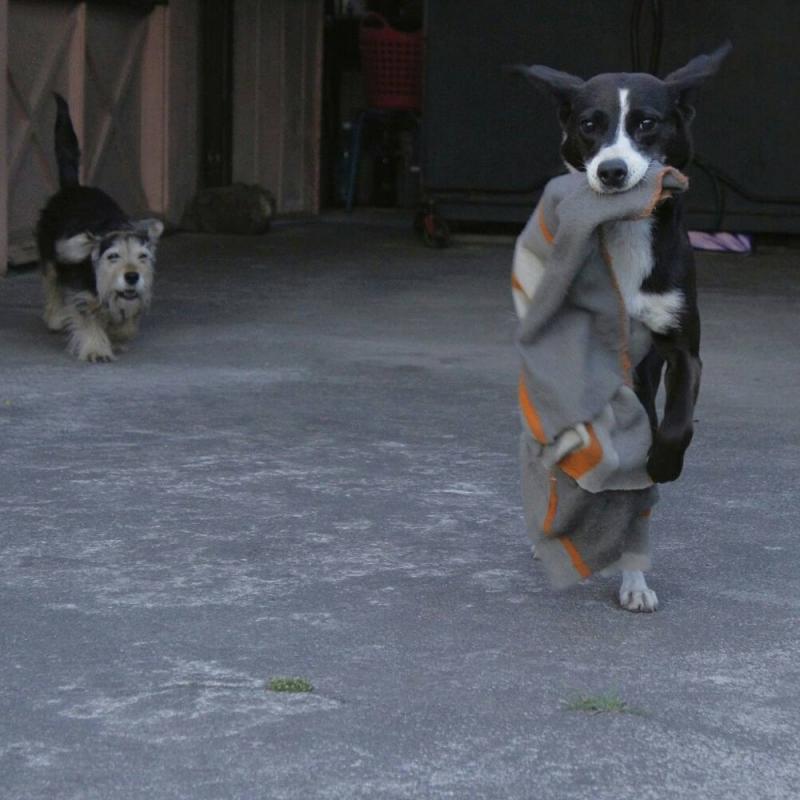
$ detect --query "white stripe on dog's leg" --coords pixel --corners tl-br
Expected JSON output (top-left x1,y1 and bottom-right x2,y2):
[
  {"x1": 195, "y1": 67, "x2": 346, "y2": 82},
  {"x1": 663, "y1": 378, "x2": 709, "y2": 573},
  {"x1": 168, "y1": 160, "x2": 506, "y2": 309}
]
[
  {"x1": 619, "y1": 570, "x2": 658, "y2": 612},
  {"x1": 42, "y1": 264, "x2": 68, "y2": 331},
  {"x1": 635, "y1": 289, "x2": 685, "y2": 334},
  {"x1": 55, "y1": 233, "x2": 94, "y2": 263},
  {"x1": 66, "y1": 310, "x2": 115, "y2": 363}
]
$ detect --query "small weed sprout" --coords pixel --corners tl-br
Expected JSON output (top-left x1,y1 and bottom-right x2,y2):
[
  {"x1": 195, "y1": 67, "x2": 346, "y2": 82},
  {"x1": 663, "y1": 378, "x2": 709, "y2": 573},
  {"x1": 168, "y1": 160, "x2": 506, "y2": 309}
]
[
  {"x1": 563, "y1": 691, "x2": 644, "y2": 715},
  {"x1": 266, "y1": 677, "x2": 314, "y2": 693}
]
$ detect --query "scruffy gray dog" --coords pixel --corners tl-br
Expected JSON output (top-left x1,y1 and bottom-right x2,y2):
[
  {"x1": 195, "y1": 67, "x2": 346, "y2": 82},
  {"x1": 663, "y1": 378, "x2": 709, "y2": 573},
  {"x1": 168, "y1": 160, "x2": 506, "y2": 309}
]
[{"x1": 36, "y1": 94, "x2": 163, "y2": 362}]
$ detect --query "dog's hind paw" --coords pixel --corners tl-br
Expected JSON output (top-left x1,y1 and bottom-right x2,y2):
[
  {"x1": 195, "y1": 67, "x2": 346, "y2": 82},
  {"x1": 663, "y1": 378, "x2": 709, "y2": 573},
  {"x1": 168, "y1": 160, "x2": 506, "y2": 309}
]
[
  {"x1": 619, "y1": 587, "x2": 659, "y2": 612},
  {"x1": 618, "y1": 570, "x2": 658, "y2": 612}
]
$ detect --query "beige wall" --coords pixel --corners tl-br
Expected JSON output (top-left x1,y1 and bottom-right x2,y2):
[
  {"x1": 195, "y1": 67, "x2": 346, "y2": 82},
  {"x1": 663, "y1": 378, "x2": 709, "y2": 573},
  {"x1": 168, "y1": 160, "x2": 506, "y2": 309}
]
[
  {"x1": 233, "y1": 0, "x2": 323, "y2": 214},
  {"x1": 1, "y1": 0, "x2": 323, "y2": 272},
  {"x1": 165, "y1": 0, "x2": 200, "y2": 224},
  {"x1": 0, "y1": 0, "x2": 7, "y2": 274},
  {"x1": 2, "y1": 0, "x2": 200, "y2": 269}
]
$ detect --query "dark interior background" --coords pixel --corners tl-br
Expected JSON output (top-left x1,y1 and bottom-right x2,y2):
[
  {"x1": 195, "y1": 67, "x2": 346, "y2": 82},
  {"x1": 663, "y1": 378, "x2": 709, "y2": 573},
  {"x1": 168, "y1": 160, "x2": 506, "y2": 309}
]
[{"x1": 421, "y1": 0, "x2": 800, "y2": 232}]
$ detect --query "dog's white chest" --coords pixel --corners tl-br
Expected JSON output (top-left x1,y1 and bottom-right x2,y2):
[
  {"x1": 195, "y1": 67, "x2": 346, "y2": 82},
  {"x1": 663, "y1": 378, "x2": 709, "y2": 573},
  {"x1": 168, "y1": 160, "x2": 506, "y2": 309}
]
[
  {"x1": 601, "y1": 218, "x2": 654, "y2": 312},
  {"x1": 601, "y1": 218, "x2": 684, "y2": 334}
]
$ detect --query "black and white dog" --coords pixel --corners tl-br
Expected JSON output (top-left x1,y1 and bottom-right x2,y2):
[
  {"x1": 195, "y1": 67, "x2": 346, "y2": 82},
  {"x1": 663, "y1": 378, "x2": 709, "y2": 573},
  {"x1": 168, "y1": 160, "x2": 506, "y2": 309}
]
[
  {"x1": 37, "y1": 94, "x2": 163, "y2": 362},
  {"x1": 512, "y1": 44, "x2": 730, "y2": 610}
]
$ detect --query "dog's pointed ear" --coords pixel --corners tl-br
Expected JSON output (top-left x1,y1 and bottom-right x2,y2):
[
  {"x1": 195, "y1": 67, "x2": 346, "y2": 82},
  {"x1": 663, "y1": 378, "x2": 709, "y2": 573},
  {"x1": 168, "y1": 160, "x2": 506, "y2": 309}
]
[
  {"x1": 134, "y1": 218, "x2": 165, "y2": 244},
  {"x1": 505, "y1": 64, "x2": 584, "y2": 126},
  {"x1": 664, "y1": 41, "x2": 732, "y2": 123},
  {"x1": 55, "y1": 232, "x2": 98, "y2": 263},
  {"x1": 505, "y1": 64, "x2": 584, "y2": 115}
]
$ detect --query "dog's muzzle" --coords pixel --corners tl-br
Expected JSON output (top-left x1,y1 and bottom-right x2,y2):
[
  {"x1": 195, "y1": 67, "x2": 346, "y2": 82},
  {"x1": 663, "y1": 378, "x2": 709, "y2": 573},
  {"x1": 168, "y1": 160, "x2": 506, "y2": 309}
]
[{"x1": 118, "y1": 272, "x2": 141, "y2": 300}]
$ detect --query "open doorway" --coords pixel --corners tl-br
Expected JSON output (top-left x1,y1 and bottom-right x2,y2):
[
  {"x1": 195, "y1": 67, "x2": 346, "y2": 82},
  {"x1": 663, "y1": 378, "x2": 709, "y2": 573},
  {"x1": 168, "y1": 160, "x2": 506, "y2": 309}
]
[
  {"x1": 200, "y1": 0, "x2": 234, "y2": 188},
  {"x1": 320, "y1": 0, "x2": 423, "y2": 211}
]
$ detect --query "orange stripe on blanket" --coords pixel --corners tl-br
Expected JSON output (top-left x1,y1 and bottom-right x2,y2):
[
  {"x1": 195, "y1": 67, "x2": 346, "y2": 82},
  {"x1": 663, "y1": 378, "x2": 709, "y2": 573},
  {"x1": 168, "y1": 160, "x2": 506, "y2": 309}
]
[
  {"x1": 598, "y1": 232, "x2": 633, "y2": 387},
  {"x1": 538, "y1": 207, "x2": 554, "y2": 245},
  {"x1": 518, "y1": 375, "x2": 546, "y2": 444},
  {"x1": 511, "y1": 274, "x2": 529, "y2": 297},
  {"x1": 559, "y1": 424, "x2": 603, "y2": 479},
  {"x1": 561, "y1": 536, "x2": 592, "y2": 579},
  {"x1": 542, "y1": 473, "x2": 558, "y2": 536}
]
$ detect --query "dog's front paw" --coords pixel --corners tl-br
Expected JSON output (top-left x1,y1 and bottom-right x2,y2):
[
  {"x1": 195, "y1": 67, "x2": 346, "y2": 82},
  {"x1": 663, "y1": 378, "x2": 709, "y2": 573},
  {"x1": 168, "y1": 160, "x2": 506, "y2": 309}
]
[
  {"x1": 647, "y1": 435, "x2": 688, "y2": 483},
  {"x1": 77, "y1": 340, "x2": 116, "y2": 363},
  {"x1": 83, "y1": 350, "x2": 116, "y2": 363},
  {"x1": 618, "y1": 570, "x2": 658, "y2": 612},
  {"x1": 70, "y1": 326, "x2": 116, "y2": 363}
]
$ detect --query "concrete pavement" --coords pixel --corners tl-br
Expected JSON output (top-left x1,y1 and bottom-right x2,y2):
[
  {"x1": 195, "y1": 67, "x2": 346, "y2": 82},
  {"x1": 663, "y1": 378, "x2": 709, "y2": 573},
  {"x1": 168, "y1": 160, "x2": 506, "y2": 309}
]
[{"x1": 1, "y1": 218, "x2": 799, "y2": 799}]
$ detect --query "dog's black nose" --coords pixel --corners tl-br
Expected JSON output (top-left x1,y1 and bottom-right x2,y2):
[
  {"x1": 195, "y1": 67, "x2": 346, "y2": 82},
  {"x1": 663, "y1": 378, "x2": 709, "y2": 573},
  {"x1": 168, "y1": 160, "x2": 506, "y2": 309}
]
[
  {"x1": 124, "y1": 272, "x2": 140, "y2": 286},
  {"x1": 597, "y1": 159, "x2": 628, "y2": 188}
]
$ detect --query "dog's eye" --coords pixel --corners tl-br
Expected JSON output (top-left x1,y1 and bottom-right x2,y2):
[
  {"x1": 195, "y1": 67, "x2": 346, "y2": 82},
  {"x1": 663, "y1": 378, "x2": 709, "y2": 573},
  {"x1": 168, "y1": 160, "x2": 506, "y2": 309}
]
[
  {"x1": 579, "y1": 119, "x2": 596, "y2": 134},
  {"x1": 107, "y1": 253, "x2": 120, "y2": 262},
  {"x1": 638, "y1": 118, "x2": 657, "y2": 133},
  {"x1": 138, "y1": 253, "x2": 149, "y2": 262}
]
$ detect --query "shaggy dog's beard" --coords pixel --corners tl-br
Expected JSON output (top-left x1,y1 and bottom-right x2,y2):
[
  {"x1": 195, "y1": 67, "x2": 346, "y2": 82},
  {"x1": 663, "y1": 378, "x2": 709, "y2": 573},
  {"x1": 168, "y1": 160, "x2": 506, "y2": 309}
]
[{"x1": 100, "y1": 283, "x2": 152, "y2": 326}]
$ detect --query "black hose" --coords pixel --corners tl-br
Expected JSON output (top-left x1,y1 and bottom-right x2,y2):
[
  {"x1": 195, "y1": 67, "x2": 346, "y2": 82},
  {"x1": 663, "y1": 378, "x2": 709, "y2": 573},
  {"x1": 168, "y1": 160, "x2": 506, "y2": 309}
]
[
  {"x1": 693, "y1": 156, "x2": 800, "y2": 207},
  {"x1": 631, "y1": 0, "x2": 800, "y2": 227},
  {"x1": 692, "y1": 158, "x2": 726, "y2": 230},
  {"x1": 630, "y1": 0, "x2": 644, "y2": 71},
  {"x1": 630, "y1": 0, "x2": 663, "y2": 75},
  {"x1": 649, "y1": 0, "x2": 663, "y2": 75},
  {"x1": 426, "y1": 3, "x2": 800, "y2": 218}
]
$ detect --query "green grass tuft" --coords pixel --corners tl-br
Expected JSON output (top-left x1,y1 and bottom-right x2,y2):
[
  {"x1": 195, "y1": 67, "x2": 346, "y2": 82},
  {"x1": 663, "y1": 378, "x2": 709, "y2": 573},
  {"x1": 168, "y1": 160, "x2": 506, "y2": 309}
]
[
  {"x1": 563, "y1": 691, "x2": 644, "y2": 715},
  {"x1": 266, "y1": 677, "x2": 314, "y2": 693}
]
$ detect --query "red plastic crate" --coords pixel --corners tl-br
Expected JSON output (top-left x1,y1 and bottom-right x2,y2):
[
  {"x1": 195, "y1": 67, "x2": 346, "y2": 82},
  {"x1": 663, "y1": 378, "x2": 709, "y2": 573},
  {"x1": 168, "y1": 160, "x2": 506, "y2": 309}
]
[{"x1": 359, "y1": 13, "x2": 423, "y2": 111}]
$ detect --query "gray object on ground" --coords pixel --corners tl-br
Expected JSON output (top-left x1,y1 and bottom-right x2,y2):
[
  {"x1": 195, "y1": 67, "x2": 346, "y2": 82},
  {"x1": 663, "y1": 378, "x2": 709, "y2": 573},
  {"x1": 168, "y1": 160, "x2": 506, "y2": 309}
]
[{"x1": 182, "y1": 183, "x2": 276, "y2": 234}]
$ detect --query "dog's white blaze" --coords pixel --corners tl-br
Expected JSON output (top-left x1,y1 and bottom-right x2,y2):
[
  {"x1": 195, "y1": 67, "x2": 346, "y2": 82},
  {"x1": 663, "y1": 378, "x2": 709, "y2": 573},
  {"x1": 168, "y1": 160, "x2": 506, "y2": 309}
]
[
  {"x1": 511, "y1": 240, "x2": 546, "y2": 318},
  {"x1": 586, "y1": 88, "x2": 650, "y2": 193}
]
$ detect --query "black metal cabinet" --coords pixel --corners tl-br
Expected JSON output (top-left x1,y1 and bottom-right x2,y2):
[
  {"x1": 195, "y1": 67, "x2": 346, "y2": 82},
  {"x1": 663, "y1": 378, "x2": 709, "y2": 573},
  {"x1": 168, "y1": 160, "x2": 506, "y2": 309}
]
[{"x1": 422, "y1": 0, "x2": 800, "y2": 232}]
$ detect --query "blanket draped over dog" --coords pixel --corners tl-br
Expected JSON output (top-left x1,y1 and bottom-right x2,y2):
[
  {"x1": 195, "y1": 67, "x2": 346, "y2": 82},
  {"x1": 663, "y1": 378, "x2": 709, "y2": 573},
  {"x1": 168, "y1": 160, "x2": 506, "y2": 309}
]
[{"x1": 514, "y1": 164, "x2": 688, "y2": 588}]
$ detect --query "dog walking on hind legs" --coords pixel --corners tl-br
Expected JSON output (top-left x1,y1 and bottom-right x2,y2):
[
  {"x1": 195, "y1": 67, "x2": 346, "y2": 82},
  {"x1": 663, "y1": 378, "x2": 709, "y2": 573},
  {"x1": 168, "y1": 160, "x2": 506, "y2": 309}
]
[
  {"x1": 509, "y1": 43, "x2": 731, "y2": 612},
  {"x1": 37, "y1": 94, "x2": 164, "y2": 362}
]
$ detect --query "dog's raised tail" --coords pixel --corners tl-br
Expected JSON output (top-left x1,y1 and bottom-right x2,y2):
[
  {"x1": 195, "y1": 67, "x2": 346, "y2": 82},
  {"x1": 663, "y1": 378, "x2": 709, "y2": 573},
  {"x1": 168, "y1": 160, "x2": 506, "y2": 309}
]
[{"x1": 53, "y1": 93, "x2": 80, "y2": 189}]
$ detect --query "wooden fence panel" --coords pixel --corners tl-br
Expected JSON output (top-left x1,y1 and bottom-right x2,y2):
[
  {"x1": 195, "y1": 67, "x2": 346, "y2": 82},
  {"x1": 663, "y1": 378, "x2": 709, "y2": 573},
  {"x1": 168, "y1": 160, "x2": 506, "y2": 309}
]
[{"x1": 4, "y1": 0, "x2": 174, "y2": 266}]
